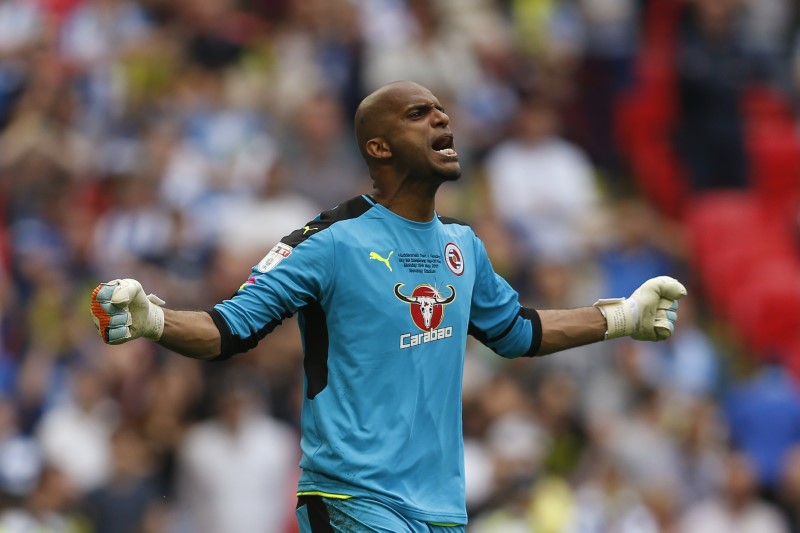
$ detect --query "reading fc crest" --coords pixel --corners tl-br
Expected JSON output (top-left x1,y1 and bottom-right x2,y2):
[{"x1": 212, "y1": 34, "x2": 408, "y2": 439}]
[{"x1": 444, "y1": 242, "x2": 464, "y2": 276}]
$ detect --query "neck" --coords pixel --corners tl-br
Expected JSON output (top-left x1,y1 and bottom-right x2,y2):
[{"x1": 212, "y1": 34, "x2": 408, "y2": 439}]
[
  {"x1": 370, "y1": 170, "x2": 441, "y2": 222},
  {"x1": 371, "y1": 184, "x2": 438, "y2": 222}
]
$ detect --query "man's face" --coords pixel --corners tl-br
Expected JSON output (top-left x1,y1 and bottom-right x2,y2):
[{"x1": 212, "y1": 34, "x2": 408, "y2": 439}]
[{"x1": 383, "y1": 84, "x2": 461, "y2": 182}]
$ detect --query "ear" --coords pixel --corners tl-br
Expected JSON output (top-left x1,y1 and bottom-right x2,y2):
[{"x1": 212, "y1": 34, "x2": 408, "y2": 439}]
[{"x1": 366, "y1": 138, "x2": 392, "y2": 160}]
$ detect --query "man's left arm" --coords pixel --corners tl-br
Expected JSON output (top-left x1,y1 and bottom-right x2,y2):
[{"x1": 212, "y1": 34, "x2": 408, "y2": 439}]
[
  {"x1": 536, "y1": 307, "x2": 607, "y2": 356},
  {"x1": 534, "y1": 275, "x2": 688, "y2": 355},
  {"x1": 468, "y1": 233, "x2": 687, "y2": 357}
]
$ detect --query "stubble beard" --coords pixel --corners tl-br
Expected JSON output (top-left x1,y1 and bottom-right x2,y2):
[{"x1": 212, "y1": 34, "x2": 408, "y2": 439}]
[{"x1": 437, "y1": 164, "x2": 462, "y2": 182}]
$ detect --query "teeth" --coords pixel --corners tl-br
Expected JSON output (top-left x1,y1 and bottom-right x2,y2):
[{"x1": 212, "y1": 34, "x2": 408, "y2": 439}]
[{"x1": 436, "y1": 148, "x2": 457, "y2": 156}]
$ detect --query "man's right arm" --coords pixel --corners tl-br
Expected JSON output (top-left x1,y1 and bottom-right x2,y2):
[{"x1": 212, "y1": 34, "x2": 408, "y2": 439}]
[
  {"x1": 92, "y1": 226, "x2": 332, "y2": 361},
  {"x1": 158, "y1": 309, "x2": 222, "y2": 361},
  {"x1": 91, "y1": 279, "x2": 223, "y2": 361}
]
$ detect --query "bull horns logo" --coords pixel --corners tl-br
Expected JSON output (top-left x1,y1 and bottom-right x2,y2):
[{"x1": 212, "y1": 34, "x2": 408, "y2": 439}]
[{"x1": 394, "y1": 283, "x2": 456, "y2": 331}]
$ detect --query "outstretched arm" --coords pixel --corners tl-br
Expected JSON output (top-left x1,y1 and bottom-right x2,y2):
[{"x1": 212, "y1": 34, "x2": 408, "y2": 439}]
[
  {"x1": 91, "y1": 279, "x2": 222, "y2": 360},
  {"x1": 537, "y1": 307, "x2": 607, "y2": 356},
  {"x1": 533, "y1": 276, "x2": 687, "y2": 356},
  {"x1": 159, "y1": 309, "x2": 221, "y2": 360}
]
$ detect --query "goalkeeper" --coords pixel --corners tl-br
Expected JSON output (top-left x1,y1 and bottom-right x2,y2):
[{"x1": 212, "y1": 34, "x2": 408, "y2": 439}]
[{"x1": 91, "y1": 81, "x2": 686, "y2": 533}]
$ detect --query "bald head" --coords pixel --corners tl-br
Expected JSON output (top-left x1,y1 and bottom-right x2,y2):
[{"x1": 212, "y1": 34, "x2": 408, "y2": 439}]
[
  {"x1": 351, "y1": 81, "x2": 460, "y2": 186},
  {"x1": 354, "y1": 81, "x2": 430, "y2": 161}
]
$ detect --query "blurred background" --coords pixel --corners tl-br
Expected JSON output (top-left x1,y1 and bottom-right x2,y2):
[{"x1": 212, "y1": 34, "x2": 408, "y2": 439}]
[{"x1": 0, "y1": 0, "x2": 799, "y2": 531}]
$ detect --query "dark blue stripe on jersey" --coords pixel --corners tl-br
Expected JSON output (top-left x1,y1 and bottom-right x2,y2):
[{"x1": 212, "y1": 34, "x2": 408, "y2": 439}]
[
  {"x1": 437, "y1": 215, "x2": 470, "y2": 227},
  {"x1": 467, "y1": 322, "x2": 490, "y2": 345},
  {"x1": 281, "y1": 196, "x2": 373, "y2": 398},
  {"x1": 282, "y1": 195, "x2": 374, "y2": 248},
  {"x1": 207, "y1": 308, "x2": 291, "y2": 361},
  {"x1": 301, "y1": 302, "x2": 330, "y2": 399},
  {"x1": 520, "y1": 307, "x2": 543, "y2": 357},
  {"x1": 469, "y1": 307, "x2": 543, "y2": 357},
  {"x1": 468, "y1": 314, "x2": 516, "y2": 346}
]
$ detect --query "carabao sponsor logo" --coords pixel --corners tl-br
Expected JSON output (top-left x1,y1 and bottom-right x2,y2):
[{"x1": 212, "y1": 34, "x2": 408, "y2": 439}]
[
  {"x1": 394, "y1": 283, "x2": 456, "y2": 349},
  {"x1": 400, "y1": 326, "x2": 453, "y2": 349},
  {"x1": 394, "y1": 283, "x2": 456, "y2": 331}
]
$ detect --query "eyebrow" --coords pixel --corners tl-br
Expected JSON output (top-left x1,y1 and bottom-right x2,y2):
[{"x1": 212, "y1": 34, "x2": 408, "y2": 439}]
[{"x1": 406, "y1": 102, "x2": 445, "y2": 114}]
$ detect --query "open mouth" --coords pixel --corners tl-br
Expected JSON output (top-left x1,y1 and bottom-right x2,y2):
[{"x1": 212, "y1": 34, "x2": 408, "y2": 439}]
[{"x1": 432, "y1": 134, "x2": 458, "y2": 158}]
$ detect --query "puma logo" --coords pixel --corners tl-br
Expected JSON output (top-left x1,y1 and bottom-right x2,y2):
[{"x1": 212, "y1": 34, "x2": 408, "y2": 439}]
[
  {"x1": 303, "y1": 226, "x2": 319, "y2": 235},
  {"x1": 369, "y1": 251, "x2": 393, "y2": 272}
]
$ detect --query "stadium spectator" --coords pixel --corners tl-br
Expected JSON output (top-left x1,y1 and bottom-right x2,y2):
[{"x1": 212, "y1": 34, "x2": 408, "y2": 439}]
[
  {"x1": 672, "y1": 0, "x2": 766, "y2": 190},
  {"x1": 80, "y1": 424, "x2": 163, "y2": 533},
  {"x1": 679, "y1": 450, "x2": 790, "y2": 533},
  {"x1": 568, "y1": 450, "x2": 659, "y2": 533},
  {"x1": 0, "y1": 396, "x2": 40, "y2": 498},
  {"x1": 175, "y1": 368, "x2": 298, "y2": 533},
  {"x1": 362, "y1": 0, "x2": 481, "y2": 99},
  {"x1": 0, "y1": 465, "x2": 81, "y2": 533},
  {"x1": 36, "y1": 365, "x2": 118, "y2": 494},
  {"x1": 0, "y1": 0, "x2": 45, "y2": 130},
  {"x1": 483, "y1": 93, "x2": 602, "y2": 263},
  {"x1": 603, "y1": 386, "x2": 684, "y2": 497},
  {"x1": 279, "y1": 91, "x2": 366, "y2": 207},
  {"x1": 776, "y1": 444, "x2": 800, "y2": 532},
  {"x1": 723, "y1": 360, "x2": 800, "y2": 500}
]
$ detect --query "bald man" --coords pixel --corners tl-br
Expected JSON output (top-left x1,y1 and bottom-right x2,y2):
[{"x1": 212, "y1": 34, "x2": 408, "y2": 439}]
[{"x1": 91, "y1": 81, "x2": 686, "y2": 532}]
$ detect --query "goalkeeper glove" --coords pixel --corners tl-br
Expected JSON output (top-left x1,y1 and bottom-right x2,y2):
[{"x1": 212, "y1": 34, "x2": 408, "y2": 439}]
[
  {"x1": 594, "y1": 276, "x2": 687, "y2": 341},
  {"x1": 90, "y1": 279, "x2": 165, "y2": 344}
]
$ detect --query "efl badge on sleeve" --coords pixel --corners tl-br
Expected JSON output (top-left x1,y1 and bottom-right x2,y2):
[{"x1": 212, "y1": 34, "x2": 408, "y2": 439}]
[{"x1": 258, "y1": 242, "x2": 293, "y2": 272}]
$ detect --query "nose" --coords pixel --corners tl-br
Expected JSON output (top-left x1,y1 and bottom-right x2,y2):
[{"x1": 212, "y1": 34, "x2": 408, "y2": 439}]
[{"x1": 432, "y1": 108, "x2": 449, "y2": 128}]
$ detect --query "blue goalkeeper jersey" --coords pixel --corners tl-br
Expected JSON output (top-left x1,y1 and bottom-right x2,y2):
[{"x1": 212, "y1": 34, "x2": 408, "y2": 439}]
[{"x1": 210, "y1": 195, "x2": 541, "y2": 525}]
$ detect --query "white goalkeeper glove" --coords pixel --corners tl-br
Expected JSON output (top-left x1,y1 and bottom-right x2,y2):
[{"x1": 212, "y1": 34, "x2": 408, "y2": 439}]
[
  {"x1": 90, "y1": 279, "x2": 165, "y2": 344},
  {"x1": 594, "y1": 276, "x2": 687, "y2": 341}
]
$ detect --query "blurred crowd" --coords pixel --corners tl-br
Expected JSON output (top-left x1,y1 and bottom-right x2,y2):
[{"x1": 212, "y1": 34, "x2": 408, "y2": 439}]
[{"x1": 1, "y1": 0, "x2": 800, "y2": 531}]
